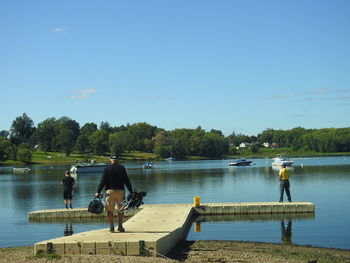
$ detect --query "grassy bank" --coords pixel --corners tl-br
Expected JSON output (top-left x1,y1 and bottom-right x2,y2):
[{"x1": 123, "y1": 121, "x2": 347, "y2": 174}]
[
  {"x1": 1, "y1": 149, "x2": 349, "y2": 166},
  {"x1": 0, "y1": 151, "x2": 159, "y2": 165},
  {"x1": 1, "y1": 241, "x2": 350, "y2": 263}
]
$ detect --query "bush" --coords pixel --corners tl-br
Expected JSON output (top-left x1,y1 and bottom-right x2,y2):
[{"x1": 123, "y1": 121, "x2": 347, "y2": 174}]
[{"x1": 16, "y1": 148, "x2": 32, "y2": 163}]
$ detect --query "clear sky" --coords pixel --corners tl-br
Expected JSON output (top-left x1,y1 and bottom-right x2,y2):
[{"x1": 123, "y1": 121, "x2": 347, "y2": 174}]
[{"x1": 1, "y1": 0, "x2": 349, "y2": 136}]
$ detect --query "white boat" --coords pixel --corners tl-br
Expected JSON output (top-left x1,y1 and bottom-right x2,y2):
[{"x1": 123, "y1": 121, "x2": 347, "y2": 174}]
[
  {"x1": 13, "y1": 167, "x2": 31, "y2": 173},
  {"x1": 272, "y1": 155, "x2": 294, "y2": 166},
  {"x1": 143, "y1": 162, "x2": 153, "y2": 169},
  {"x1": 70, "y1": 161, "x2": 107, "y2": 174},
  {"x1": 165, "y1": 157, "x2": 175, "y2": 161},
  {"x1": 228, "y1": 159, "x2": 252, "y2": 166}
]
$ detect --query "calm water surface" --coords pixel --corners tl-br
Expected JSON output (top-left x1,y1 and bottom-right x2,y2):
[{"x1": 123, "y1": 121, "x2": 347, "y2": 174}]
[{"x1": 0, "y1": 157, "x2": 349, "y2": 249}]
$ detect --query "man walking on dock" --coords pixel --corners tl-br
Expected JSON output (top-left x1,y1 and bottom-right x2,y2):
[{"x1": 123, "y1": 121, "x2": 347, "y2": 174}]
[
  {"x1": 278, "y1": 163, "x2": 292, "y2": 202},
  {"x1": 95, "y1": 155, "x2": 135, "y2": 233}
]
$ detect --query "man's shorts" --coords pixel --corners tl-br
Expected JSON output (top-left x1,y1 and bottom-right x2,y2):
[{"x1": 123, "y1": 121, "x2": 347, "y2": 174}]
[
  {"x1": 63, "y1": 190, "x2": 73, "y2": 200},
  {"x1": 105, "y1": 189, "x2": 125, "y2": 212}
]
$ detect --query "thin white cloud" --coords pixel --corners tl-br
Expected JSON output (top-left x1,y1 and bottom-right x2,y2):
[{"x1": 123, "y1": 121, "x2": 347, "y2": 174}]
[
  {"x1": 69, "y1": 89, "x2": 97, "y2": 100},
  {"x1": 302, "y1": 88, "x2": 330, "y2": 95},
  {"x1": 337, "y1": 95, "x2": 350, "y2": 101},
  {"x1": 313, "y1": 88, "x2": 329, "y2": 94},
  {"x1": 336, "y1": 89, "x2": 350, "y2": 93},
  {"x1": 52, "y1": 27, "x2": 68, "y2": 33},
  {"x1": 265, "y1": 94, "x2": 294, "y2": 100}
]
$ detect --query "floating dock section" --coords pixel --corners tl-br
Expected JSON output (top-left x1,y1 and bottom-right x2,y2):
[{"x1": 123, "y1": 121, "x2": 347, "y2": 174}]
[{"x1": 32, "y1": 202, "x2": 314, "y2": 257}]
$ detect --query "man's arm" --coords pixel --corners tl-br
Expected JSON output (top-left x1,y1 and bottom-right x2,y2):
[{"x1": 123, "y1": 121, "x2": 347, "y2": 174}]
[
  {"x1": 122, "y1": 167, "x2": 133, "y2": 193},
  {"x1": 95, "y1": 168, "x2": 107, "y2": 196}
]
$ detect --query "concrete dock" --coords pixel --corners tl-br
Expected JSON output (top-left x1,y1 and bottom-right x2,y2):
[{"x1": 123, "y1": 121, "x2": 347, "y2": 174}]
[{"x1": 32, "y1": 201, "x2": 314, "y2": 257}]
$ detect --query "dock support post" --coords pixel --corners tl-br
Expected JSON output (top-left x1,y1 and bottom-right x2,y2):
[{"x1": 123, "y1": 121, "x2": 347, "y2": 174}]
[{"x1": 139, "y1": 240, "x2": 145, "y2": 256}]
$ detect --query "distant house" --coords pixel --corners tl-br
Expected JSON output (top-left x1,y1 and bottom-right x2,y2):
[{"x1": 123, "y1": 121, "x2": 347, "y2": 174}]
[
  {"x1": 239, "y1": 142, "x2": 250, "y2": 148},
  {"x1": 262, "y1": 142, "x2": 270, "y2": 148},
  {"x1": 271, "y1": 142, "x2": 278, "y2": 148}
]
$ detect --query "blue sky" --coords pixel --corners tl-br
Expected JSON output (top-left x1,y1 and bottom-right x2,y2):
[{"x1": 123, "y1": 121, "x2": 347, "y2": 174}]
[{"x1": 1, "y1": 0, "x2": 349, "y2": 136}]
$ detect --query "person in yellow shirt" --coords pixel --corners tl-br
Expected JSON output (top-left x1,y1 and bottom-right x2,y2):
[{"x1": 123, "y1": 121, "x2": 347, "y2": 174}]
[{"x1": 278, "y1": 163, "x2": 292, "y2": 202}]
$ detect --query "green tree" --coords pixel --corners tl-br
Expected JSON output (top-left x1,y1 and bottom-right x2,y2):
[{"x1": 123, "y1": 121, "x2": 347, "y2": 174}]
[
  {"x1": 55, "y1": 117, "x2": 80, "y2": 155},
  {"x1": 109, "y1": 131, "x2": 129, "y2": 156},
  {"x1": 201, "y1": 131, "x2": 228, "y2": 157},
  {"x1": 89, "y1": 130, "x2": 109, "y2": 155},
  {"x1": 56, "y1": 128, "x2": 76, "y2": 156},
  {"x1": 100, "y1": 121, "x2": 112, "y2": 133},
  {"x1": 127, "y1": 122, "x2": 157, "y2": 151},
  {"x1": 36, "y1": 118, "x2": 57, "y2": 152},
  {"x1": 228, "y1": 145, "x2": 238, "y2": 155},
  {"x1": 0, "y1": 136, "x2": 12, "y2": 161},
  {"x1": 10, "y1": 113, "x2": 35, "y2": 144},
  {"x1": 257, "y1": 129, "x2": 275, "y2": 144},
  {"x1": 152, "y1": 130, "x2": 172, "y2": 158},
  {"x1": 171, "y1": 129, "x2": 192, "y2": 158},
  {"x1": 75, "y1": 135, "x2": 90, "y2": 153},
  {"x1": 16, "y1": 143, "x2": 32, "y2": 163},
  {"x1": 0, "y1": 130, "x2": 9, "y2": 138},
  {"x1": 250, "y1": 143, "x2": 260, "y2": 154},
  {"x1": 80, "y1": 122, "x2": 98, "y2": 136},
  {"x1": 190, "y1": 127, "x2": 206, "y2": 156}
]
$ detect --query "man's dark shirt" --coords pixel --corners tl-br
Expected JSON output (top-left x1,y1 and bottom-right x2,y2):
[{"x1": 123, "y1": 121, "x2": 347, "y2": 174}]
[
  {"x1": 62, "y1": 176, "x2": 75, "y2": 191},
  {"x1": 97, "y1": 163, "x2": 133, "y2": 194}
]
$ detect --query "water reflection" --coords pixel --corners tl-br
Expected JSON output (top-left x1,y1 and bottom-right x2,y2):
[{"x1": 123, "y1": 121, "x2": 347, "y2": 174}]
[
  {"x1": 194, "y1": 213, "x2": 314, "y2": 222},
  {"x1": 64, "y1": 223, "x2": 73, "y2": 236},
  {"x1": 281, "y1": 220, "x2": 292, "y2": 245},
  {"x1": 193, "y1": 213, "x2": 312, "y2": 246}
]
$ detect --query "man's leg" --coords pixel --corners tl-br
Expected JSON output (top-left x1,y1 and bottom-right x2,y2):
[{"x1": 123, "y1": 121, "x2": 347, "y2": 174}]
[
  {"x1": 117, "y1": 211, "x2": 125, "y2": 232},
  {"x1": 285, "y1": 181, "x2": 292, "y2": 202},
  {"x1": 116, "y1": 190, "x2": 126, "y2": 232},
  {"x1": 107, "y1": 211, "x2": 114, "y2": 232},
  {"x1": 279, "y1": 182, "x2": 285, "y2": 202}
]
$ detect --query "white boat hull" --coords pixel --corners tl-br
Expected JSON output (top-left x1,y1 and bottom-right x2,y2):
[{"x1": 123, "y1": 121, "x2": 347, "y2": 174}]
[
  {"x1": 228, "y1": 159, "x2": 252, "y2": 166},
  {"x1": 70, "y1": 164, "x2": 107, "y2": 174}
]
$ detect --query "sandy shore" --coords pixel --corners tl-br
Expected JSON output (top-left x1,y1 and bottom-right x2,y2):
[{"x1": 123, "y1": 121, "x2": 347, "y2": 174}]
[{"x1": 1, "y1": 240, "x2": 350, "y2": 263}]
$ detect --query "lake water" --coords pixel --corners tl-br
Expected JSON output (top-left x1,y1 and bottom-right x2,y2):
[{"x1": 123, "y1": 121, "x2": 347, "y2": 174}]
[{"x1": 0, "y1": 157, "x2": 349, "y2": 250}]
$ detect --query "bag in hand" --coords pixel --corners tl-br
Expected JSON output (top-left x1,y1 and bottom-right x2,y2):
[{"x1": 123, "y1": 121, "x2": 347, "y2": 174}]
[{"x1": 88, "y1": 196, "x2": 104, "y2": 214}]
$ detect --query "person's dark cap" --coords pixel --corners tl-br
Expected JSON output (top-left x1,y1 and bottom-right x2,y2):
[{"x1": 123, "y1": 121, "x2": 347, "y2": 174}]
[
  {"x1": 281, "y1": 163, "x2": 287, "y2": 167},
  {"x1": 65, "y1": 169, "x2": 71, "y2": 175},
  {"x1": 110, "y1": 155, "x2": 118, "y2": 160}
]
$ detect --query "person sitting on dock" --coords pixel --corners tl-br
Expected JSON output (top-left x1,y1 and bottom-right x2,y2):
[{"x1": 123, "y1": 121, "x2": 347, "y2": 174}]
[
  {"x1": 95, "y1": 155, "x2": 135, "y2": 233},
  {"x1": 278, "y1": 163, "x2": 292, "y2": 202},
  {"x1": 61, "y1": 170, "x2": 75, "y2": 209}
]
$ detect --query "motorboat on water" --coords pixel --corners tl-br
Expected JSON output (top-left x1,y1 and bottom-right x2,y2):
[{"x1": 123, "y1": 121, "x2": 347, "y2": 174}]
[
  {"x1": 70, "y1": 160, "x2": 108, "y2": 174},
  {"x1": 165, "y1": 157, "x2": 175, "y2": 161},
  {"x1": 228, "y1": 159, "x2": 252, "y2": 166},
  {"x1": 13, "y1": 167, "x2": 31, "y2": 173},
  {"x1": 143, "y1": 162, "x2": 153, "y2": 169},
  {"x1": 272, "y1": 155, "x2": 294, "y2": 166}
]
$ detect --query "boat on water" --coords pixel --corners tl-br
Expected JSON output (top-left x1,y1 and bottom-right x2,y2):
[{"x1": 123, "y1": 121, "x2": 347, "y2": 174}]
[
  {"x1": 272, "y1": 155, "x2": 294, "y2": 166},
  {"x1": 165, "y1": 157, "x2": 175, "y2": 161},
  {"x1": 143, "y1": 162, "x2": 153, "y2": 169},
  {"x1": 228, "y1": 159, "x2": 252, "y2": 166},
  {"x1": 13, "y1": 167, "x2": 31, "y2": 173},
  {"x1": 70, "y1": 161, "x2": 107, "y2": 174}
]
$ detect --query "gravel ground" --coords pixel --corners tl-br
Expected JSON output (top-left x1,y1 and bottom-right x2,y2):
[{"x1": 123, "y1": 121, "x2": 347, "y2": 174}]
[{"x1": 1, "y1": 241, "x2": 350, "y2": 263}]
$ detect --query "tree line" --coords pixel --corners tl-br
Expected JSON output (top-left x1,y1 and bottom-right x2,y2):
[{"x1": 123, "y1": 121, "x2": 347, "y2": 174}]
[{"x1": 1, "y1": 113, "x2": 350, "y2": 162}]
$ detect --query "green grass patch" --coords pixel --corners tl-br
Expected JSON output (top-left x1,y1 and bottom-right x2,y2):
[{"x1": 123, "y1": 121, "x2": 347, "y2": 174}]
[{"x1": 121, "y1": 151, "x2": 158, "y2": 160}]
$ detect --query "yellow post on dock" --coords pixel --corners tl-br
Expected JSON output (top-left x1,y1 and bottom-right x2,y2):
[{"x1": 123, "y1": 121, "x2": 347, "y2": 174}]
[{"x1": 193, "y1": 196, "x2": 200, "y2": 207}]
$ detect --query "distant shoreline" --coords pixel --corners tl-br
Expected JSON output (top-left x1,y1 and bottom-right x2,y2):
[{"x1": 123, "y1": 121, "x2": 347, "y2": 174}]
[{"x1": 1, "y1": 151, "x2": 350, "y2": 166}]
